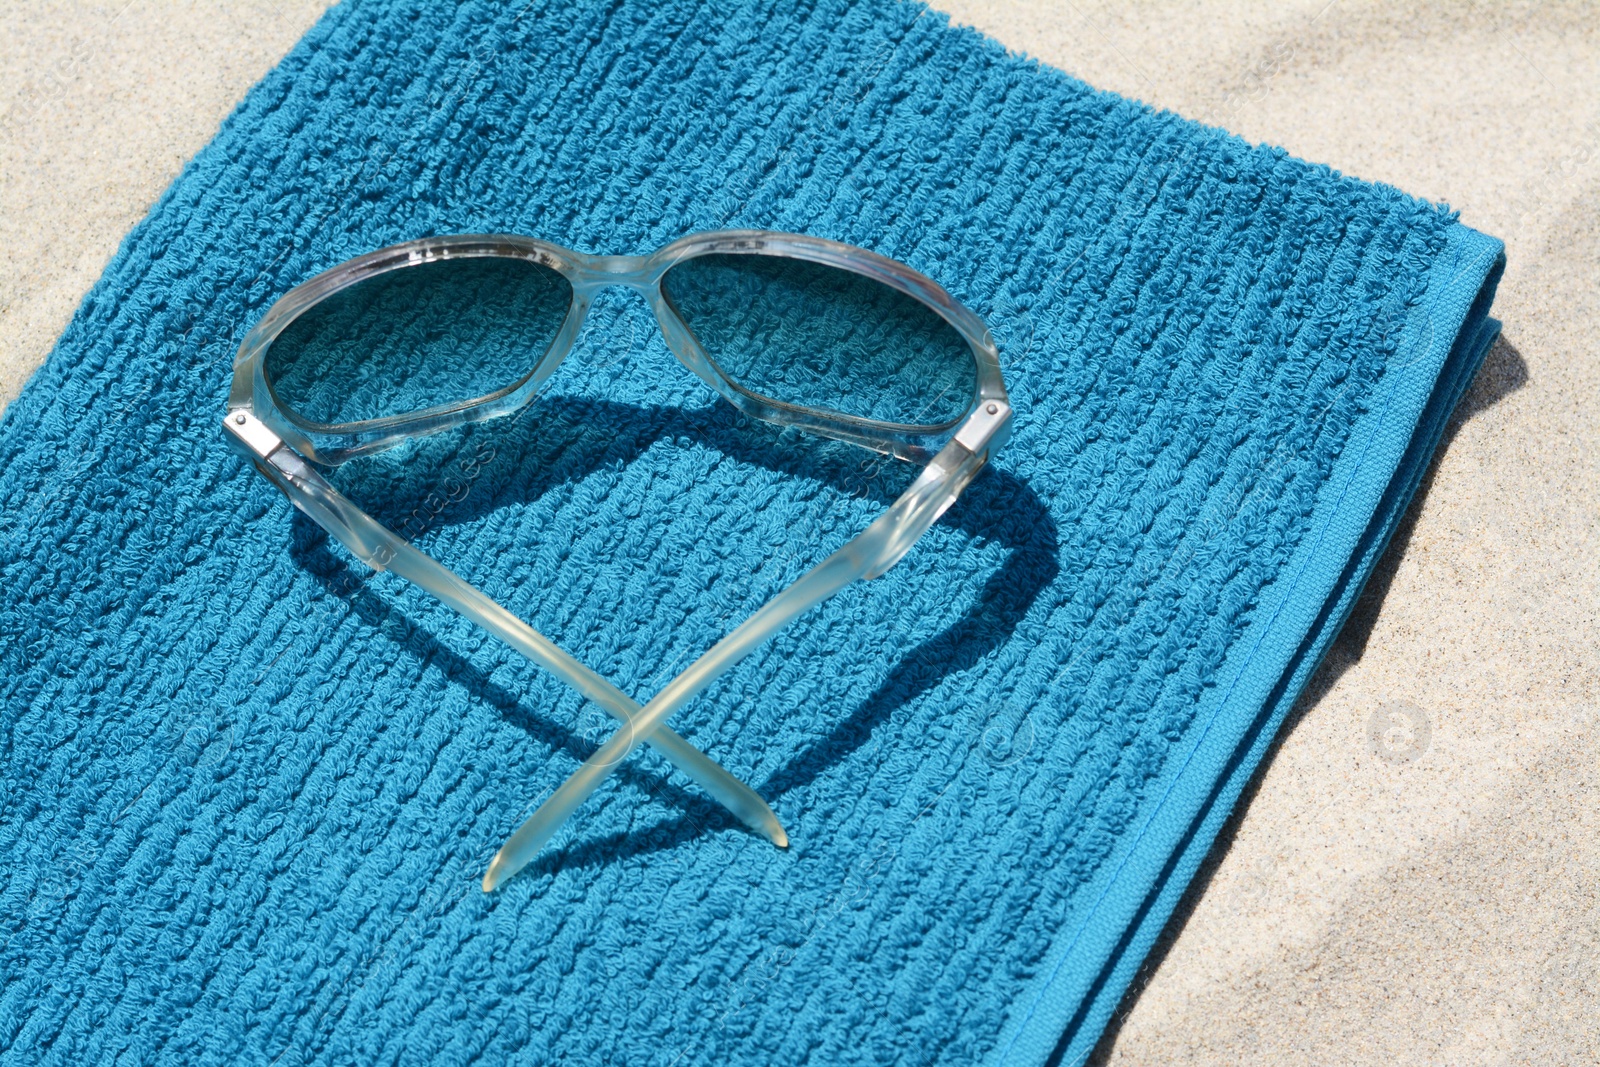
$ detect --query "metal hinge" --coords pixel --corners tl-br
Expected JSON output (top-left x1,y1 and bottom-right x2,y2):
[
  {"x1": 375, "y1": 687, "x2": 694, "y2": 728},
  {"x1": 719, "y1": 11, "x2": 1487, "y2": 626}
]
[
  {"x1": 953, "y1": 399, "x2": 1011, "y2": 455},
  {"x1": 222, "y1": 409, "x2": 284, "y2": 459}
]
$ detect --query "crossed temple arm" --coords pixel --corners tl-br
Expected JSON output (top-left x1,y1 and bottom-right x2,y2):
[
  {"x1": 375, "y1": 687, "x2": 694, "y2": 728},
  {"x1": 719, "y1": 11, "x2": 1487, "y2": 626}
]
[
  {"x1": 223, "y1": 410, "x2": 787, "y2": 849},
  {"x1": 483, "y1": 401, "x2": 1008, "y2": 891}
]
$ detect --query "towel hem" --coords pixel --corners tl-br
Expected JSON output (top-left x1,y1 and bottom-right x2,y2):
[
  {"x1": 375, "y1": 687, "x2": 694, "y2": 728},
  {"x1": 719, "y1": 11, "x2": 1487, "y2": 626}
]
[{"x1": 991, "y1": 222, "x2": 1506, "y2": 1067}]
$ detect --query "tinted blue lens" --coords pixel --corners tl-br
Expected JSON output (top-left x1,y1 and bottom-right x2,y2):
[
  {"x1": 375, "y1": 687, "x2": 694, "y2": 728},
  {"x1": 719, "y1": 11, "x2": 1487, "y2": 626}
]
[
  {"x1": 662, "y1": 253, "x2": 976, "y2": 428},
  {"x1": 265, "y1": 256, "x2": 571, "y2": 426}
]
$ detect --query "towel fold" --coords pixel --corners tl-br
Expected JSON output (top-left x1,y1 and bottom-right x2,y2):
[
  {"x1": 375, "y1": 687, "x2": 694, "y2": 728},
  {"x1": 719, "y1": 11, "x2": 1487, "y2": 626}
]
[{"x1": 0, "y1": 1, "x2": 1502, "y2": 1064}]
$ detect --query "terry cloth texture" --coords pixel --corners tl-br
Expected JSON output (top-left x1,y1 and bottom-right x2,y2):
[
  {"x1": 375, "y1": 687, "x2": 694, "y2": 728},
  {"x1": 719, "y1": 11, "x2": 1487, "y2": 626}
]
[{"x1": 0, "y1": 1, "x2": 1503, "y2": 1064}]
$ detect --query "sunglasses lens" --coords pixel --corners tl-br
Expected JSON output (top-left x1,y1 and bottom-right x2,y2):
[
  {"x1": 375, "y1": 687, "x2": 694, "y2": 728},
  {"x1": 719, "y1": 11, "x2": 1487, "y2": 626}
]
[
  {"x1": 264, "y1": 255, "x2": 572, "y2": 427},
  {"x1": 661, "y1": 253, "x2": 977, "y2": 428}
]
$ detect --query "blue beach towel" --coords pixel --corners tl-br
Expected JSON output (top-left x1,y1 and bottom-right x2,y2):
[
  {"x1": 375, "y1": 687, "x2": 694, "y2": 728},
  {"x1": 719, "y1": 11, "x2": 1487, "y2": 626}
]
[{"x1": 0, "y1": 2, "x2": 1503, "y2": 1064}]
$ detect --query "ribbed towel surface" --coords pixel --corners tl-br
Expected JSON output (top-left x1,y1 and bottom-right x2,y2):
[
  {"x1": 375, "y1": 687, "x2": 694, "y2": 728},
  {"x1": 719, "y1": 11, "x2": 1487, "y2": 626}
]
[{"x1": 0, "y1": 2, "x2": 1503, "y2": 1064}]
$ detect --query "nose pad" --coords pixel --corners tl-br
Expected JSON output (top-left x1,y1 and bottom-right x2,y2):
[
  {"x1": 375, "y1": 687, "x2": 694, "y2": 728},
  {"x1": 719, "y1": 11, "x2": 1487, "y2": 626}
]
[{"x1": 572, "y1": 287, "x2": 661, "y2": 371}]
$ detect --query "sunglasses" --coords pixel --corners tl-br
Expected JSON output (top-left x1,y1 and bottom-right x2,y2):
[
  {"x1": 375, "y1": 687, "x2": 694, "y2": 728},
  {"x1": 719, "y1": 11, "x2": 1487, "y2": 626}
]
[{"x1": 223, "y1": 231, "x2": 1011, "y2": 890}]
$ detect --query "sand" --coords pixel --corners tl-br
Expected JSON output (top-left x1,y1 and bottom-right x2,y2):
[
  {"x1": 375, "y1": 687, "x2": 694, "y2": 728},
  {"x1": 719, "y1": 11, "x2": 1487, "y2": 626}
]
[
  {"x1": 0, "y1": 1, "x2": 335, "y2": 411},
  {"x1": 3, "y1": 2, "x2": 1596, "y2": 1063}
]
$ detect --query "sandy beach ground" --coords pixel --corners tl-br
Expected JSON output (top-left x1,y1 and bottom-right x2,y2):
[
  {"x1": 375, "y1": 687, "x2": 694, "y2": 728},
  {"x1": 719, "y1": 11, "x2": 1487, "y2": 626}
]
[{"x1": 2, "y1": 3, "x2": 1596, "y2": 1063}]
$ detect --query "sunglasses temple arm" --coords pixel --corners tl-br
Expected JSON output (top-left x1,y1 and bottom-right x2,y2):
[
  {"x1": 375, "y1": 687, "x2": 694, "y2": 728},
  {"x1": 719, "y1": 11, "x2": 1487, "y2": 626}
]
[
  {"x1": 222, "y1": 413, "x2": 786, "y2": 848},
  {"x1": 381, "y1": 538, "x2": 789, "y2": 850},
  {"x1": 483, "y1": 432, "x2": 997, "y2": 891}
]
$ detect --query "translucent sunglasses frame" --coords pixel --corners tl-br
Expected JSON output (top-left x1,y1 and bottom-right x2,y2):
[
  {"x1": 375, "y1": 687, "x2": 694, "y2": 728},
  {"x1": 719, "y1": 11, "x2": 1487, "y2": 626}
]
[{"x1": 222, "y1": 230, "x2": 1012, "y2": 891}]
